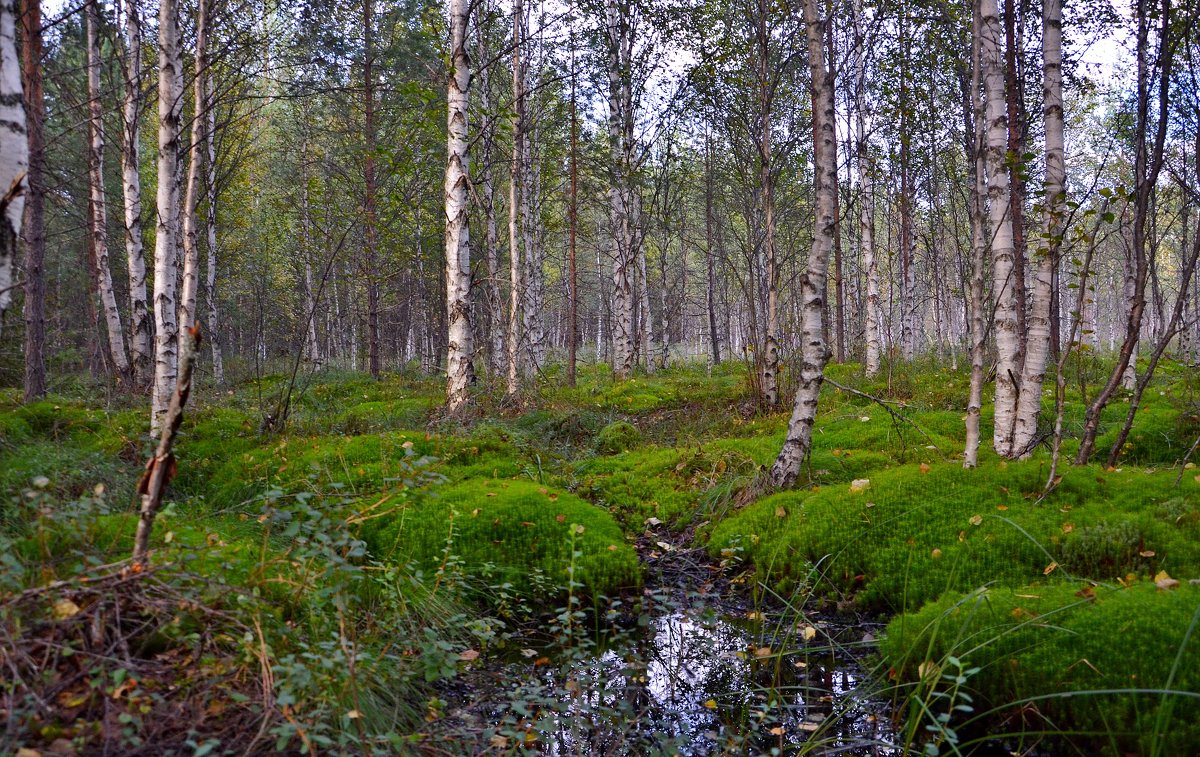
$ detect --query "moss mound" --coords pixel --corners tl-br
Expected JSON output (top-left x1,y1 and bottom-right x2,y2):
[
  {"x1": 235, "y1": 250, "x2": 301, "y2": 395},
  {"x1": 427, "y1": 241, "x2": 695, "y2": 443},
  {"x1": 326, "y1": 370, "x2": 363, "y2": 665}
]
[
  {"x1": 363, "y1": 479, "x2": 640, "y2": 597},
  {"x1": 881, "y1": 581, "x2": 1200, "y2": 754},
  {"x1": 595, "y1": 420, "x2": 643, "y2": 454},
  {"x1": 709, "y1": 460, "x2": 1200, "y2": 611}
]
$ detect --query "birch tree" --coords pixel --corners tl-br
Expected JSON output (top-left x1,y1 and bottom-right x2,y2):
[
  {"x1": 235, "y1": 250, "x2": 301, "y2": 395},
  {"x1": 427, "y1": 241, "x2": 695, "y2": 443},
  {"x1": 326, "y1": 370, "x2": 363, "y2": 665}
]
[
  {"x1": 980, "y1": 0, "x2": 1020, "y2": 457},
  {"x1": 204, "y1": 75, "x2": 223, "y2": 384},
  {"x1": 506, "y1": 0, "x2": 527, "y2": 397},
  {"x1": 606, "y1": 0, "x2": 638, "y2": 380},
  {"x1": 1010, "y1": 0, "x2": 1064, "y2": 457},
  {"x1": 852, "y1": 0, "x2": 881, "y2": 378},
  {"x1": 180, "y1": 0, "x2": 212, "y2": 331},
  {"x1": 153, "y1": 0, "x2": 184, "y2": 429},
  {"x1": 474, "y1": 3, "x2": 504, "y2": 380},
  {"x1": 963, "y1": 0, "x2": 988, "y2": 467},
  {"x1": 770, "y1": 0, "x2": 835, "y2": 488},
  {"x1": 444, "y1": 0, "x2": 473, "y2": 413},
  {"x1": 0, "y1": 0, "x2": 26, "y2": 337},
  {"x1": 86, "y1": 0, "x2": 131, "y2": 380},
  {"x1": 121, "y1": 0, "x2": 151, "y2": 386}
]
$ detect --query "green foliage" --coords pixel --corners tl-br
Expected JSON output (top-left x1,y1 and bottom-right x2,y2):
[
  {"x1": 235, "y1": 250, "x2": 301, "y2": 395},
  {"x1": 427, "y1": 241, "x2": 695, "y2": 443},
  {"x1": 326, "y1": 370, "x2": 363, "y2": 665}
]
[
  {"x1": 595, "y1": 420, "x2": 643, "y2": 453},
  {"x1": 709, "y1": 460, "x2": 1200, "y2": 611},
  {"x1": 362, "y1": 479, "x2": 640, "y2": 598},
  {"x1": 881, "y1": 581, "x2": 1200, "y2": 755}
]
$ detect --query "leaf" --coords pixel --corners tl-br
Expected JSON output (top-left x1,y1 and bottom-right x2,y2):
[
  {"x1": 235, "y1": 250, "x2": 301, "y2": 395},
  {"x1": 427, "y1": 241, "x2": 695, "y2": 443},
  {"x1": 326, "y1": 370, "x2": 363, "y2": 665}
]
[
  {"x1": 768, "y1": 726, "x2": 785, "y2": 736},
  {"x1": 346, "y1": 709, "x2": 363, "y2": 719},
  {"x1": 555, "y1": 514, "x2": 566, "y2": 523},
  {"x1": 774, "y1": 506, "x2": 787, "y2": 518},
  {"x1": 754, "y1": 646, "x2": 772, "y2": 657},
  {"x1": 53, "y1": 599, "x2": 81, "y2": 620},
  {"x1": 489, "y1": 735, "x2": 509, "y2": 748},
  {"x1": 458, "y1": 649, "x2": 480, "y2": 661},
  {"x1": 919, "y1": 463, "x2": 931, "y2": 474},
  {"x1": 703, "y1": 699, "x2": 718, "y2": 710},
  {"x1": 1155, "y1": 570, "x2": 1180, "y2": 590},
  {"x1": 969, "y1": 514, "x2": 983, "y2": 526},
  {"x1": 1139, "y1": 550, "x2": 1155, "y2": 557},
  {"x1": 1061, "y1": 522, "x2": 1074, "y2": 534},
  {"x1": 849, "y1": 478, "x2": 870, "y2": 494},
  {"x1": 931, "y1": 548, "x2": 943, "y2": 558},
  {"x1": 802, "y1": 625, "x2": 817, "y2": 641},
  {"x1": 1044, "y1": 561, "x2": 1059, "y2": 575}
]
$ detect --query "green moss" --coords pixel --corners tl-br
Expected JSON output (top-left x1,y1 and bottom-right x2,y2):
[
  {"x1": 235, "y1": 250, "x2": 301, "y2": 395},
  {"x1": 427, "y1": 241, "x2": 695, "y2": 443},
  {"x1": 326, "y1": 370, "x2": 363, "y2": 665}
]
[
  {"x1": 361, "y1": 479, "x2": 640, "y2": 598},
  {"x1": 596, "y1": 420, "x2": 643, "y2": 454},
  {"x1": 881, "y1": 581, "x2": 1200, "y2": 755},
  {"x1": 708, "y1": 460, "x2": 1200, "y2": 611}
]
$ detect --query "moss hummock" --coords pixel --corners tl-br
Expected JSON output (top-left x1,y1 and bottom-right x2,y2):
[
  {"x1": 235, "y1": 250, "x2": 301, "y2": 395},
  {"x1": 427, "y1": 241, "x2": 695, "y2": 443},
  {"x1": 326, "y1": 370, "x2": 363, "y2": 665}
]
[
  {"x1": 881, "y1": 581, "x2": 1200, "y2": 755},
  {"x1": 362, "y1": 479, "x2": 640, "y2": 597}
]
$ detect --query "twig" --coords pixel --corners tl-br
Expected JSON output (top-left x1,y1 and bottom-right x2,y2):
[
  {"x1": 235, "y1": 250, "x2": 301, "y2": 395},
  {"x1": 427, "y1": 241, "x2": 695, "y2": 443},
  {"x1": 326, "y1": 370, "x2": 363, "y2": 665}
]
[
  {"x1": 133, "y1": 324, "x2": 202, "y2": 565},
  {"x1": 1176, "y1": 433, "x2": 1200, "y2": 487},
  {"x1": 822, "y1": 376, "x2": 944, "y2": 455}
]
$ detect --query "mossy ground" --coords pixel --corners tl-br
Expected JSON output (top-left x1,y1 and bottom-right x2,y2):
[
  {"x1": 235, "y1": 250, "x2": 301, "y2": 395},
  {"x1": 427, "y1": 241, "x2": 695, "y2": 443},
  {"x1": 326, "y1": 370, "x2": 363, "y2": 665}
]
[{"x1": 2, "y1": 355, "x2": 1198, "y2": 751}]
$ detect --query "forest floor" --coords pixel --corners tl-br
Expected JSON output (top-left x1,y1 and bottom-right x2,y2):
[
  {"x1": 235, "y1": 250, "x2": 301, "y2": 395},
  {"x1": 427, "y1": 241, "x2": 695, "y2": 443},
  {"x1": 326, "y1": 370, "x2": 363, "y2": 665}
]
[{"x1": 2, "y1": 357, "x2": 1199, "y2": 755}]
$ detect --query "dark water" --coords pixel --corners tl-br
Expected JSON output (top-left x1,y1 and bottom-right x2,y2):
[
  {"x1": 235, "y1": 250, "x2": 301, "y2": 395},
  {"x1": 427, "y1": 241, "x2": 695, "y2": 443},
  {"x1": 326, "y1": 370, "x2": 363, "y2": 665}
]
[{"x1": 467, "y1": 590, "x2": 898, "y2": 755}]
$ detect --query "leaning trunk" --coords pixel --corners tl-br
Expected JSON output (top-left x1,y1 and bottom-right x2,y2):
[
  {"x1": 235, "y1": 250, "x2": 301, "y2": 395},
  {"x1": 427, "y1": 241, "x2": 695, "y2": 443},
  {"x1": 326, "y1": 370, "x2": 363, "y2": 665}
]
[{"x1": 770, "y1": 0, "x2": 835, "y2": 488}]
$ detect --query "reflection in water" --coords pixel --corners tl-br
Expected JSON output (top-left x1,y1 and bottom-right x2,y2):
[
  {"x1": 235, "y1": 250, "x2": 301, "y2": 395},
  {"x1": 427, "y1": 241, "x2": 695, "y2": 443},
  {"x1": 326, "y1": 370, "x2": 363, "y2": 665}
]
[{"x1": 489, "y1": 604, "x2": 896, "y2": 755}]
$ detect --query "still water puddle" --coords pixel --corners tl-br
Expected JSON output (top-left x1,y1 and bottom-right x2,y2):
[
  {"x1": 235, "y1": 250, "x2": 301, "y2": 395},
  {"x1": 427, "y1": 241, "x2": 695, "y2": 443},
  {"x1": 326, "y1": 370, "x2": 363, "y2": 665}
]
[{"x1": 476, "y1": 599, "x2": 897, "y2": 755}]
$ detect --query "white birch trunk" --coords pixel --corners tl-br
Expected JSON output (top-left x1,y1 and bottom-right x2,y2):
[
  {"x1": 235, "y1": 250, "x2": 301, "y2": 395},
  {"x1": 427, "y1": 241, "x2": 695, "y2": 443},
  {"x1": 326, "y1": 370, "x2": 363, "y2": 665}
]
[
  {"x1": 1011, "y1": 0, "x2": 1064, "y2": 457},
  {"x1": 120, "y1": 0, "x2": 151, "y2": 386},
  {"x1": 0, "y1": 0, "x2": 26, "y2": 335},
  {"x1": 506, "y1": 0, "x2": 525, "y2": 397},
  {"x1": 606, "y1": 0, "x2": 636, "y2": 379},
  {"x1": 204, "y1": 71, "x2": 223, "y2": 384},
  {"x1": 179, "y1": 0, "x2": 209, "y2": 332},
  {"x1": 981, "y1": 0, "x2": 1020, "y2": 457},
  {"x1": 474, "y1": 6, "x2": 504, "y2": 379},
  {"x1": 964, "y1": 0, "x2": 988, "y2": 467},
  {"x1": 445, "y1": 0, "x2": 473, "y2": 412},
  {"x1": 853, "y1": 0, "x2": 880, "y2": 378},
  {"x1": 152, "y1": 0, "x2": 183, "y2": 431},
  {"x1": 770, "y1": 0, "x2": 835, "y2": 488},
  {"x1": 86, "y1": 0, "x2": 130, "y2": 380}
]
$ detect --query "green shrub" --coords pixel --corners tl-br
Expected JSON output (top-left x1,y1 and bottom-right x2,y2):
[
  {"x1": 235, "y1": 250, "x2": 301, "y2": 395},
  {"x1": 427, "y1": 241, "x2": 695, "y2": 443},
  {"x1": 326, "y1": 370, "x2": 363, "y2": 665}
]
[
  {"x1": 362, "y1": 479, "x2": 640, "y2": 598},
  {"x1": 881, "y1": 581, "x2": 1200, "y2": 755}
]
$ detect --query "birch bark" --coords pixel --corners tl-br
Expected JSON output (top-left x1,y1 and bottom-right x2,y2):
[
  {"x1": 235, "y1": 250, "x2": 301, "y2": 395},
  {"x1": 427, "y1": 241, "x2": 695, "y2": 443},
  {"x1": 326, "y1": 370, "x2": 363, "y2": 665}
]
[
  {"x1": 0, "y1": 0, "x2": 26, "y2": 337},
  {"x1": 980, "y1": 0, "x2": 1020, "y2": 456},
  {"x1": 444, "y1": 0, "x2": 473, "y2": 413},
  {"x1": 770, "y1": 0, "x2": 835, "y2": 488},
  {"x1": 120, "y1": 0, "x2": 151, "y2": 386},
  {"x1": 506, "y1": 0, "x2": 526, "y2": 397},
  {"x1": 204, "y1": 73, "x2": 223, "y2": 384},
  {"x1": 86, "y1": 0, "x2": 131, "y2": 380},
  {"x1": 179, "y1": 0, "x2": 210, "y2": 331},
  {"x1": 152, "y1": 0, "x2": 183, "y2": 430},
  {"x1": 1011, "y1": 0, "x2": 1064, "y2": 457},
  {"x1": 853, "y1": 0, "x2": 880, "y2": 378}
]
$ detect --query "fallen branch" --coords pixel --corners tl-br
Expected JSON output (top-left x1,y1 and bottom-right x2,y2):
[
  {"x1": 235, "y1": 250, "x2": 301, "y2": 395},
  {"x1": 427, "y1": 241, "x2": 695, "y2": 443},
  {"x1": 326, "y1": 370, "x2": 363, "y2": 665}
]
[
  {"x1": 822, "y1": 376, "x2": 944, "y2": 456},
  {"x1": 133, "y1": 323, "x2": 202, "y2": 565}
]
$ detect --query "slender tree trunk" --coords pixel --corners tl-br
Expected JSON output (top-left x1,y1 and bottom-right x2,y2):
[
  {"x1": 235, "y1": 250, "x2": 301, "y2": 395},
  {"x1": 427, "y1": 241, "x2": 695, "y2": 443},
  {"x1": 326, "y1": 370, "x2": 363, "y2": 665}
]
[
  {"x1": 120, "y1": 0, "x2": 150, "y2": 387},
  {"x1": 1003, "y1": 0, "x2": 1028, "y2": 354},
  {"x1": 771, "y1": 0, "x2": 835, "y2": 488},
  {"x1": 363, "y1": 0, "x2": 381, "y2": 378},
  {"x1": 755, "y1": 3, "x2": 779, "y2": 405},
  {"x1": 703, "y1": 134, "x2": 721, "y2": 366},
  {"x1": 179, "y1": 0, "x2": 209, "y2": 332},
  {"x1": 963, "y1": 1, "x2": 988, "y2": 467},
  {"x1": 0, "y1": 0, "x2": 26, "y2": 339},
  {"x1": 1010, "y1": 0, "x2": 1064, "y2": 457},
  {"x1": 152, "y1": 0, "x2": 183, "y2": 430},
  {"x1": 1075, "y1": 0, "x2": 1171, "y2": 464},
  {"x1": 445, "y1": 0, "x2": 473, "y2": 413},
  {"x1": 981, "y1": 0, "x2": 1020, "y2": 456},
  {"x1": 86, "y1": 0, "x2": 130, "y2": 381},
  {"x1": 506, "y1": 0, "x2": 526, "y2": 397},
  {"x1": 567, "y1": 32, "x2": 579, "y2": 387},
  {"x1": 204, "y1": 74, "x2": 223, "y2": 384},
  {"x1": 853, "y1": 2, "x2": 880, "y2": 378},
  {"x1": 607, "y1": 0, "x2": 636, "y2": 379},
  {"x1": 475, "y1": 6, "x2": 504, "y2": 380},
  {"x1": 21, "y1": 0, "x2": 45, "y2": 400}
]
